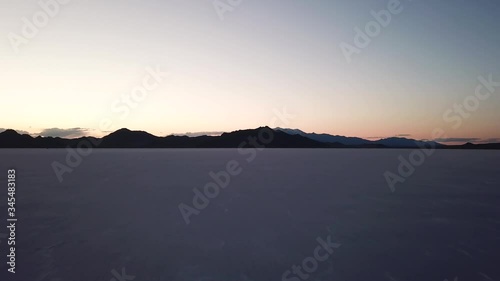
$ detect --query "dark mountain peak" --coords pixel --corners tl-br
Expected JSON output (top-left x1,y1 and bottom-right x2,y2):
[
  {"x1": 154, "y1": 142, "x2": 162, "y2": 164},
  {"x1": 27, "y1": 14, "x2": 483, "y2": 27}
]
[
  {"x1": 221, "y1": 126, "x2": 270, "y2": 136},
  {"x1": 1, "y1": 129, "x2": 21, "y2": 136},
  {"x1": 275, "y1": 128, "x2": 307, "y2": 135},
  {"x1": 0, "y1": 129, "x2": 35, "y2": 148},
  {"x1": 105, "y1": 128, "x2": 155, "y2": 137},
  {"x1": 276, "y1": 128, "x2": 372, "y2": 146},
  {"x1": 101, "y1": 128, "x2": 159, "y2": 148},
  {"x1": 113, "y1": 128, "x2": 132, "y2": 134}
]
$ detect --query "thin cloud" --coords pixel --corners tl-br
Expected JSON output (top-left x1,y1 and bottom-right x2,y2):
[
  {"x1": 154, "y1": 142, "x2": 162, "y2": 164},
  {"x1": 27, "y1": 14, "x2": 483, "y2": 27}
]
[
  {"x1": 478, "y1": 138, "x2": 500, "y2": 143},
  {"x1": 173, "y1": 131, "x2": 225, "y2": 137},
  {"x1": 434, "y1": 138, "x2": 481, "y2": 143},
  {"x1": 396, "y1": 134, "x2": 411, "y2": 137},
  {"x1": 39, "y1": 128, "x2": 90, "y2": 138}
]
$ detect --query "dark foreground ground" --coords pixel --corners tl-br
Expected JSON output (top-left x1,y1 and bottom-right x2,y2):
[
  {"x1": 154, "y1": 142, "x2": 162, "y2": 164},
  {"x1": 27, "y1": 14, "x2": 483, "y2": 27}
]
[{"x1": 0, "y1": 149, "x2": 499, "y2": 281}]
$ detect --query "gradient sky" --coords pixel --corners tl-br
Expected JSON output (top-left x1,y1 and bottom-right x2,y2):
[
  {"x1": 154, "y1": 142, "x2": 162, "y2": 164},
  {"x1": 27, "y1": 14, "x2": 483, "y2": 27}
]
[{"x1": 1, "y1": 0, "x2": 499, "y2": 142}]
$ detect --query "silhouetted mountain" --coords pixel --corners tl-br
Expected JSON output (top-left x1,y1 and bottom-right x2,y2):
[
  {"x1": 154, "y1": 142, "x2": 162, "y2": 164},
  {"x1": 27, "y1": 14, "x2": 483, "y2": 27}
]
[
  {"x1": 199, "y1": 127, "x2": 333, "y2": 148},
  {"x1": 0, "y1": 129, "x2": 36, "y2": 148},
  {"x1": 0, "y1": 128, "x2": 498, "y2": 149},
  {"x1": 275, "y1": 128, "x2": 370, "y2": 146},
  {"x1": 373, "y1": 137, "x2": 444, "y2": 148},
  {"x1": 275, "y1": 128, "x2": 444, "y2": 148},
  {"x1": 442, "y1": 142, "x2": 500, "y2": 150},
  {"x1": 100, "y1": 128, "x2": 160, "y2": 148},
  {"x1": 274, "y1": 128, "x2": 308, "y2": 136}
]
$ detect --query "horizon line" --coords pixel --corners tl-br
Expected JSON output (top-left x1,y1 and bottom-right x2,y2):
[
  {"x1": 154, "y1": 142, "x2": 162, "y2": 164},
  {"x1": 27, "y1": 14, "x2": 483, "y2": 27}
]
[{"x1": 1, "y1": 127, "x2": 499, "y2": 145}]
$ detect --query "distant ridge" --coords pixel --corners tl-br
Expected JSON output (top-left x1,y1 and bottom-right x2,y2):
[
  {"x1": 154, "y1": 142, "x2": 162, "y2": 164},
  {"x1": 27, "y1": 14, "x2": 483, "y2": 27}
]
[
  {"x1": 0, "y1": 128, "x2": 499, "y2": 149},
  {"x1": 275, "y1": 128, "x2": 445, "y2": 148},
  {"x1": 275, "y1": 128, "x2": 371, "y2": 146}
]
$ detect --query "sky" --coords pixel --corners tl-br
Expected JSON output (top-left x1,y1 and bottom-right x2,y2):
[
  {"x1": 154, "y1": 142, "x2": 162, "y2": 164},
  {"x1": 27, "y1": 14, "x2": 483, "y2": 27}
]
[{"x1": 1, "y1": 0, "x2": 499, "y2": 143}]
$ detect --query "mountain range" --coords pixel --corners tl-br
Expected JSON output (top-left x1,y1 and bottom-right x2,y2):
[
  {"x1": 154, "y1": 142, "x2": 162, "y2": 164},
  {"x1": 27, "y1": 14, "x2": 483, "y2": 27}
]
[
  {"x1": 274, "y1": 128, "x2": 445, "y2": 148},
  {"x1": 0, "y1": 127, "x2": 499, "y2": 149}
]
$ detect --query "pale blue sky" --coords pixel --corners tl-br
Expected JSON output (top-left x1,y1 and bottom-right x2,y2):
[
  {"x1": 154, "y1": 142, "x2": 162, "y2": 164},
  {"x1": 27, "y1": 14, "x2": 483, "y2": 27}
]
[{"x1": 1, "y1": 0, "x2": 499, "y2": 140}]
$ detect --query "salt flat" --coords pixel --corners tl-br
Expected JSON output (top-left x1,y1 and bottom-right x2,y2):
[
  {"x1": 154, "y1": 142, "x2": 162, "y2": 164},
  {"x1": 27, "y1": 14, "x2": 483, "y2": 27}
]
[{"x1": 0, "y1": 149, "x2": 499, "y2": 281}]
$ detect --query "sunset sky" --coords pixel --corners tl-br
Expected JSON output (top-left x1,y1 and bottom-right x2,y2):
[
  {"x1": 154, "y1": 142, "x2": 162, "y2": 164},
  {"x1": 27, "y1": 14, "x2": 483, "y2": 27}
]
[{"x1": 1, "y1": 0, "x2": 499, "y2": 142}]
